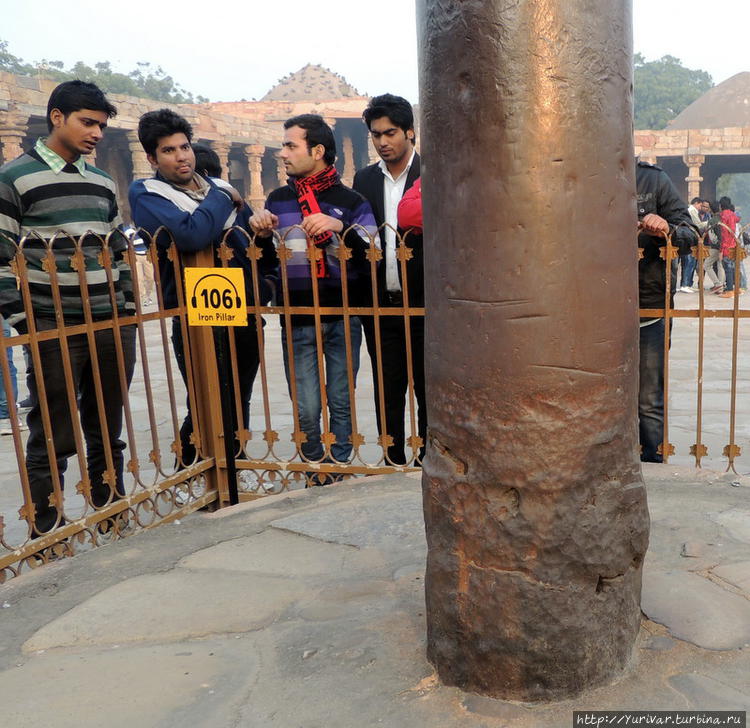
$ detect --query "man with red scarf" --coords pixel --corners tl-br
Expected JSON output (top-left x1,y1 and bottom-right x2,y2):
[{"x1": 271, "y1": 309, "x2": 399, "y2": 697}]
[{"x1": 250, "y1": 115, "x2": 378, "y2": 482}]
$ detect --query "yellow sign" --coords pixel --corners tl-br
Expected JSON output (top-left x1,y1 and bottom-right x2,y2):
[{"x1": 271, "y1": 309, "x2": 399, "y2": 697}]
[{"x1": 185, "y1": 267, "x2": 247, "y2": 326}]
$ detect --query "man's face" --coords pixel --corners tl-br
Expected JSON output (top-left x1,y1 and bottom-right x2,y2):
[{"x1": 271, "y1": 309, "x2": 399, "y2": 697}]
[
  {"x1": 147, "y1": 133, "x2": 195, "y2": 186},
  {"x1": 368, "y1": 116, "x2": 414, "y2": 165},
  {"x1": 280, "y1": 125, "x2": 321, "y2": 178},
  {"x1": 700, "y1": 201, "x2": 710, "y2": 214},
  {"x1": 49, "y1": 108, "x2": 109, "y2": 157}
]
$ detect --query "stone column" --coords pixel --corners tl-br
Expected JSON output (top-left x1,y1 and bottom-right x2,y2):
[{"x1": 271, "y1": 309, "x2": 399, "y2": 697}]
[
  {"x1": 341, "y1": 135, "x2": 355, "y2": 187},
  {"x1": 244, "y1": 144, "x2": 265, "y2": 209},
  {"x1": 0, "y1": 113, "x2": 28, "y2": 164},
  {"x1": 684, "y1": 152, "x2": 705, "y2": 202},
  {"x1": 276, "y1": 154, "x2": 287, "y2": 186},
  {"x1": 418, "y1": 0, "x2": 648, "y2": 701},
  {"x1": 210, "y1": 141, "x2": 231, "y2": 181},
  {"x1": 127, "y1": 131, "x2": 153, "y2": 179}
]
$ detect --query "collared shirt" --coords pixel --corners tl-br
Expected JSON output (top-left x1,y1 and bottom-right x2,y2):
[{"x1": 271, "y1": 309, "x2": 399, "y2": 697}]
[
  {"x1": 378, "y1": 149, "x2": 416, "y2": 293},
  {"x1": 35, "y1": 137, "x2": 87, "y2": 176}
]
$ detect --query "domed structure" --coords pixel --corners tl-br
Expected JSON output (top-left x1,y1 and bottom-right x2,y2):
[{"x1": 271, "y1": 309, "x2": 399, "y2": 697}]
[
  {"x1": 668, "y1": 72, "x2": 750, "y2": 130},
  {"x1": 261, "y1": 64, "x2": 362, "y2": 102}
]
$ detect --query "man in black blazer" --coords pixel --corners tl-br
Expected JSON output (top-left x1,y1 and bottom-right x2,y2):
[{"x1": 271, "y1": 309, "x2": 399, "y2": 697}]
[{"x1": 353, "y1": 94, "x2": 425, "y2": 466}]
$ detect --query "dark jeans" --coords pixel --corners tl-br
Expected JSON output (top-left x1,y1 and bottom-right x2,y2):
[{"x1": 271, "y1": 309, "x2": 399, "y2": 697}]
[
  {"x1": 26, "y1": 321, "x2": 136, "y2": 533},
  {"x1": 171, "y1": 317, "x2": 260, "y2": 465},
  {"x1": 679, "y1": 253, "x2": 697, "y2": 288},
  {"x1": 721, "y1": 257, "x2": 747, "y2": 292},
  {"x1": 639, "y1": 318, "x2": 669, "y2": 463},
  {"x1": 362, "y1": 315, "x2": 427, "y2": 465}
]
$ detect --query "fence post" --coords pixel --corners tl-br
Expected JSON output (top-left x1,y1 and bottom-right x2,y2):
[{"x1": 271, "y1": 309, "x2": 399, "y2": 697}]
[{"x1": 182, "y1": 247, "x2": 232, "y2": 508}]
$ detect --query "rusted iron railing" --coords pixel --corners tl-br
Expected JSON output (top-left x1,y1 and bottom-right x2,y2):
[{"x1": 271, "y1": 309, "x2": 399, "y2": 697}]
[
  {"x1": 643, "y1": 221, "x2": 750, "y2": 472},
  {"x1": 1, "y1": 217, "x2": 748, "y2": 581}
]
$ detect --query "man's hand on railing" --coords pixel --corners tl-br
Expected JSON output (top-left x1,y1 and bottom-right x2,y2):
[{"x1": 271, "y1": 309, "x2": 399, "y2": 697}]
[
  {"x1": 638, "y1": 213, "x2": 669, "y2": 237},
  {"x1": 300, "y1": 213, "x2": 344, "y2": 238},
  {"x1": 249, "y1": 210, "x2": 279, "y2": 237}
]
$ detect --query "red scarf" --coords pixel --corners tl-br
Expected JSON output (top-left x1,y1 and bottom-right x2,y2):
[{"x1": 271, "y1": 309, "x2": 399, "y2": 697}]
[{"x1": 295, "y1": 165, "x2": 340, "y2": 278}]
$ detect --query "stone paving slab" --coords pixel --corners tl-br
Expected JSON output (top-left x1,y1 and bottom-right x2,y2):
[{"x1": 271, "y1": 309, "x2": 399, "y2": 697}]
[
  {"x1": 641, "y1": 568, "x2": 750, "y2": 650},
  {"x1": 23, "y1": 570, "x2": 304, "y2": 652},
  {"x1": 0, "y1": 469, "x2": 749, "y2": 727}
]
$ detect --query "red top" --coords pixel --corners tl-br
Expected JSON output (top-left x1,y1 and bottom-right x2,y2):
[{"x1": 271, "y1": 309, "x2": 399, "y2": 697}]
[
  {"x1": 397, "y1": 177, "x2": 422, "y2": 232},
  {"x1": 720, "y1": 209, "x2": 740, "y2": 257}
]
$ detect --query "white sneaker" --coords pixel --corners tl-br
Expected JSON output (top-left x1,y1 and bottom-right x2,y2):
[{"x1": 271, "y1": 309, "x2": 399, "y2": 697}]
[
  {"x1": 679, "y1": 286, "x2": 695, "y2": 293},
  {"x1": 0, "y1": 418, "x2": 28, "y2": 435}
]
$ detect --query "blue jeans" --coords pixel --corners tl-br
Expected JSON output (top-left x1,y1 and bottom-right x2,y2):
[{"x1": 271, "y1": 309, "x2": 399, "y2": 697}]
[
  {"x1": 282, "y1": 317, "x2": 361, "y2": 463},
  {"x1": 0, "y1": 319, "x2": 18, "y2": 419},
  {"x1": 721, "y1": 256, "x2": 747, "y2": 292},
  {"x1": 639, "y1": 319, "x2": 669, "y2": 463},
  {"x1": 679, "y1": 254, "x2": 697, "y2": 288}
]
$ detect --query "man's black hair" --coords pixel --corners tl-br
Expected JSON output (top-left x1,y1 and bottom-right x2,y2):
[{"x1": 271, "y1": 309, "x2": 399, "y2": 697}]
[
  {"x1": 137, "y1": 108, "x2": 193, "y2": 157},
  {"x1": 46, "y1": 80, "x2": 117, "y2": 132},
  {"x1": 283, "y1": 114, "x2": 336, "y2": 166},
  {"x1": 719, "y1": 196, "x2": 733, "y2": 211},
  {"x1": 192, "y1": 142, "x2": 222, "y2": 178},
  {"x1": 362, "y1": 93, "x2": 415, "y2": 144},
  {"x1": 690, "y1": 197, "x2": 702, "y2": 205},
  {"x1": 709, "y1": 199, "x2": 720, "y2": 214}
]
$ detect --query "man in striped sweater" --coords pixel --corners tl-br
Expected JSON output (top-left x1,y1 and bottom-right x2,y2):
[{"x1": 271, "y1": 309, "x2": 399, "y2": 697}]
[
  {"x1": 249, "y1": 115, "x2": 378, "y2": 478},
  {"x1": 0, "y1": 80, "x2": 136, "y2": 535}
]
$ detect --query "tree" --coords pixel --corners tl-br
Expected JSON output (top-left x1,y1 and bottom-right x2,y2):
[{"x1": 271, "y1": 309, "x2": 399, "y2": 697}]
[
  {"x1": 0, "y1": 40, "x2": 208, "y2": 103},
  {"x1": 634, "y1": 54, "x2": 713, "y2": 130},
  {"x1": 717, "y1": 175, "x2": 750, "y2": 219}
]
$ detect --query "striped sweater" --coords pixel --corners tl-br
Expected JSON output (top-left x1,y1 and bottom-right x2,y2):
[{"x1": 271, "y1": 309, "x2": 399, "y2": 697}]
[
  {"x1": 265, "y1": 180, "x2": 379, "y2": 325},
  {"x1": 0, "y1": 145, "x2": 134, "y2": 329}
]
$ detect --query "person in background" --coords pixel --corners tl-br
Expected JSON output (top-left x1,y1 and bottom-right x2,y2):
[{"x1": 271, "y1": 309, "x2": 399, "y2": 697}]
[
  {"x1": 397, "y1": 176, "x2": 422, "y2": 232},
  {"x1": 636, "y1": 159, "x2": 697, "y2": 462},
  {"x1": 678, "y1": 197, "x2": 705, "y2": 293},
  {"x1": 717, "y1": 196, "x2": 746, "y2": 298},
  {"x1": 123, "y1": 225, "x2": 155, "y2": 307},
  {"x1": 703, "y1": 200, "x2": 725, "y2": 293},
  {"x1": 0, "y1": 316, "x2": 27, "y2": 435}
]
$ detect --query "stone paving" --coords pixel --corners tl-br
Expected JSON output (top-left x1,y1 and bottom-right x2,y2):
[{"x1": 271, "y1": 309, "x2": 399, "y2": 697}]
[{"x1": 0, "y1": 467, "x2": 748, "y2": 727}]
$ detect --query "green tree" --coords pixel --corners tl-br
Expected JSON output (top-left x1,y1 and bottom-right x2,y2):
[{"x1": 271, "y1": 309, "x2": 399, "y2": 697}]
[
  {"x1": 0, "y1": 40, "x2": 208, "y2": 103},
  {"x1": 634, "y1": 53, "x2": 713, "y2": 129},
  {"x1": 717, "y1": 174, "x2": 750, "y2": 219}
]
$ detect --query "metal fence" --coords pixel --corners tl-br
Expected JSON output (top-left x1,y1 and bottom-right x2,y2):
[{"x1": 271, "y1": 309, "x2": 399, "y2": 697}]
[
  {"x1": 0, "y1": 224, "x2": 425, "y2": 580},
  {"x1": 644, "y1": 221, "x2": 750, "y2": 472},
  {"x1": 0, "y1": 220, "x2": 748, "y2": 581}
]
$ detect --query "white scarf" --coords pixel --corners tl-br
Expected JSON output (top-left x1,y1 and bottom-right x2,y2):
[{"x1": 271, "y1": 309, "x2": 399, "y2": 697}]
[{"x1": 143, "y1": 174, "x2": 238, "y2": 229}]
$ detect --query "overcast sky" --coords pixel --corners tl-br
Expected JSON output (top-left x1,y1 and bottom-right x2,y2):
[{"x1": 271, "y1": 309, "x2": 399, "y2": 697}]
[{"x1": 2, "y1": 0, "x2": 748, "y2": 103}]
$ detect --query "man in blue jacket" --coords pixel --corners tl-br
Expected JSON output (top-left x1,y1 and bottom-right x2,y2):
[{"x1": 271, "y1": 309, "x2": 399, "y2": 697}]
[{"x1": 129, "y1": 109, "x2": 276, "y2": 466}]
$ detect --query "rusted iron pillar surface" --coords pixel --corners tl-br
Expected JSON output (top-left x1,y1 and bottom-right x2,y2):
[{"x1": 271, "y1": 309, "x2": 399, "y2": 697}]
[{"x1": 418, "y1": 0, "x2": 649, "y2": 701}]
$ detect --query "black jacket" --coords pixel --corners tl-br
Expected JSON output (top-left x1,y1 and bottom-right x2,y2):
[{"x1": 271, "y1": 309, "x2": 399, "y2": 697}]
[
  {"x1": 353, "y1": 153, "x2": 424, "y2": 307},
  {"x1": 636, "y1": 161, "x2": 697, "y2": 311}
]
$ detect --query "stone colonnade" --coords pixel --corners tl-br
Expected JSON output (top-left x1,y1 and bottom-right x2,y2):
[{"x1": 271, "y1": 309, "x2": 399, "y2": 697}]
[{"x1": 635, "y1": 128, "x2": 750, "y2": 202}]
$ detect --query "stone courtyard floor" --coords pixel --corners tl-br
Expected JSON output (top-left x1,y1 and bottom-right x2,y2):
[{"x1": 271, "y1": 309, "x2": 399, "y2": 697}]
[{"x1": 0, "y1": 466, "x2": 748, "y2": 727}]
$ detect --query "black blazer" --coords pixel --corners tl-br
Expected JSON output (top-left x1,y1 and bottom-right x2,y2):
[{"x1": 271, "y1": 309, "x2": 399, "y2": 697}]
[{"x1": 353, "y1": 154, "x2": 424, "y2": 307}]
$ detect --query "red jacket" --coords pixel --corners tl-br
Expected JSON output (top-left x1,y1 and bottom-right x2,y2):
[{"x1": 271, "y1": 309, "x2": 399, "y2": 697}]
[
  {"x1": 397, "y1": 177, "x2": 422, "y2": 232},
  {"x1": 720, "y1": 209, "x2": 740, "y2": 256}
]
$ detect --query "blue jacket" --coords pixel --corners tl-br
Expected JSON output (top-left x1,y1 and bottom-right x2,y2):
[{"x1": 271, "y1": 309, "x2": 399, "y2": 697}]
[{"x1": 129, "y1": 174, "x2": 277, "y2": 309}]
